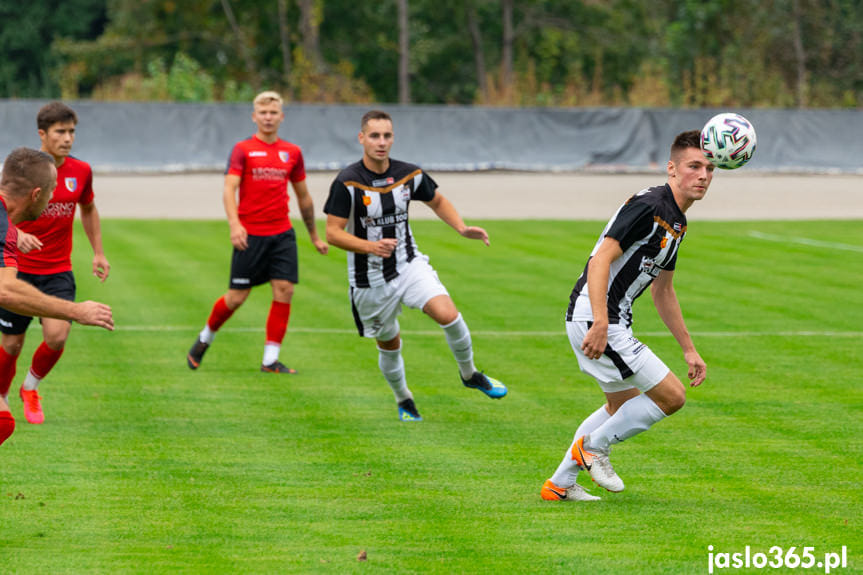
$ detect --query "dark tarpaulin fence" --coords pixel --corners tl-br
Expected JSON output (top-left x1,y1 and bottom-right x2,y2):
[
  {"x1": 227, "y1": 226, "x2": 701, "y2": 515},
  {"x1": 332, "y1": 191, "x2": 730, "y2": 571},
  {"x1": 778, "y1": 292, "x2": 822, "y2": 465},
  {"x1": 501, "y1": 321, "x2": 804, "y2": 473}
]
[{"x1": 1, "y1": 100, "x2": 860, "y2": 173}]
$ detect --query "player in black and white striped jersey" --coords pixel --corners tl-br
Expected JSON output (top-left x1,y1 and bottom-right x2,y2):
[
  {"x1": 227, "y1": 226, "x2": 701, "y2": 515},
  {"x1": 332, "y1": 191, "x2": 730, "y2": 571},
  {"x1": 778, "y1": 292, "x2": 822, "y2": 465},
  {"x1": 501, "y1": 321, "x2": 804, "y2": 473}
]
[
  {"x1": 541, "y1": 130, "x2": 710, "y2": 501},
  {"x1": 324, "y1": 110, "x2": 507, "y2": 422}
]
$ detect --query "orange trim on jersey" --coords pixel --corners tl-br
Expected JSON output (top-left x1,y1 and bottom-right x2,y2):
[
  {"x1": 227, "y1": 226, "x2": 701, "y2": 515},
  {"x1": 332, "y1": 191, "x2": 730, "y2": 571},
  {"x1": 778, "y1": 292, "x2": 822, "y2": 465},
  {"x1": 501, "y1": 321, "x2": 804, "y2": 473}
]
[
  {"x1": 654, "y1": 216, "x2": 686, "y2": 239},
  {"x1": 344, "y1": 169, "x2": 422, "y2": 194}
]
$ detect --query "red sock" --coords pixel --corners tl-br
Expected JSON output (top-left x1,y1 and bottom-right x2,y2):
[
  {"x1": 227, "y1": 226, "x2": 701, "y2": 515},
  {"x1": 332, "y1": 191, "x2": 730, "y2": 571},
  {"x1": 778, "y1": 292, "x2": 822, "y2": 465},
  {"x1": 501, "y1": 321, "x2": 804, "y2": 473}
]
[
  {"x1": 0, "y1": 411, "x2": 14, "y2": 446},
  {"x1": 207, "y1": 296, "x2": 235, "y2": 331},
  {"x1": 0, "y1": 346, "x2": 19, "y2": 398},
  {"x1": 265, "y1": 301, "x2": 291, "y2": 345},
  {"x1": 30, "y1": 342, "x2": 65, "y2": 380}
]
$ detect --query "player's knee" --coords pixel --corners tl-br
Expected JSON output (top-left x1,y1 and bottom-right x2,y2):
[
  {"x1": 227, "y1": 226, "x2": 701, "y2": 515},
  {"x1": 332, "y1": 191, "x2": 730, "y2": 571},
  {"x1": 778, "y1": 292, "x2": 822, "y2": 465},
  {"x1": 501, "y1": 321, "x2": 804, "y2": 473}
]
[
  {"x1": 668, "y1": 388, "x2": 686, "y2": 414},
  {"x1": 2, "y1": 340, "x2": 23, "y2": 357},
  {"x1": 44, "y1": 337, "x2": 67, "y2": 351},
  {"x1": 225, "y1": 290, "x2": 250, "y2": 309},
  {"x1": 662, "y1": 383, "x2": 686, "y2": 415}
]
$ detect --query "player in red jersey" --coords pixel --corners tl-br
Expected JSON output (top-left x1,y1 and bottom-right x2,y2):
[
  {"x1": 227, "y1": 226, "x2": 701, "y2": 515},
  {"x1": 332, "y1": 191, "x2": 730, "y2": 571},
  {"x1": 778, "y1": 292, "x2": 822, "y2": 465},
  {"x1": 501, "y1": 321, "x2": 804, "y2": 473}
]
[
  {"x1": 0, "y1": 147, "x2": 113, "y2": 446},
  {"x1": 187, "y1": 91, "x2": 328, "y2": 373},
  {"x1": 0, "y1": 103, "x2": 110, "y2": 425}
]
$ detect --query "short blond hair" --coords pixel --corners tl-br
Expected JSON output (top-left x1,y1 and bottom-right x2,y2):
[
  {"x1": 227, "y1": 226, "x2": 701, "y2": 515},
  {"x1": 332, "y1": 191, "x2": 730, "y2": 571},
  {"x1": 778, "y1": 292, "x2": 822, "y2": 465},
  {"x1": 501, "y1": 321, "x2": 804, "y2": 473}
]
[{"x1": 254, "y1": 91, "x2": 283, "y2": 107}]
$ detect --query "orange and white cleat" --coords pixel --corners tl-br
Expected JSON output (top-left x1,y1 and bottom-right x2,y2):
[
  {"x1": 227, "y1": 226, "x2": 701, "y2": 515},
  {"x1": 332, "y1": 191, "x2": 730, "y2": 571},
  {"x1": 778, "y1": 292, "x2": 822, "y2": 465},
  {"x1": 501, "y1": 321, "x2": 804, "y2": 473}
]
[
  {"x1": 19, "y1": 388, "x2": 44, "y2": 425},
  {"x1": 540, "y1": 478, "x2": 600, "y2": 502},
  {"x1": 571, "y1": 435, "x2": 624, "y2": 493}
]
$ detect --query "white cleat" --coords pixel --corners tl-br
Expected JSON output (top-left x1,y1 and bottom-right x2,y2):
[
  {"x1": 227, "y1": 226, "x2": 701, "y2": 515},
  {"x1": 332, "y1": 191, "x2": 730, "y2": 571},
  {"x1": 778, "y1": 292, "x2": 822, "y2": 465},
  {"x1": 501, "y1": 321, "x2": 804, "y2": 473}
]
[
  {"x1": 571, "y1": 435, "x2": 625, "y2": 493},
  {"x1": 541, "y1": 479, "x2": 601, "y2": 502}
]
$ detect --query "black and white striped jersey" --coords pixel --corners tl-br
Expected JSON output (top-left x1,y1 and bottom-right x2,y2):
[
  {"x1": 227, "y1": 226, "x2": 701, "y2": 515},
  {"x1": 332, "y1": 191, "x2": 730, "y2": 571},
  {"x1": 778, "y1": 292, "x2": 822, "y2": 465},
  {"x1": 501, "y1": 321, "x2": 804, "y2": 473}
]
[
  {"x1": 324, "y1": 159, "x2": 437, "y2": 288},
  {"x1": 566, "y1": 184, "x2": 687, "y2": 327}
]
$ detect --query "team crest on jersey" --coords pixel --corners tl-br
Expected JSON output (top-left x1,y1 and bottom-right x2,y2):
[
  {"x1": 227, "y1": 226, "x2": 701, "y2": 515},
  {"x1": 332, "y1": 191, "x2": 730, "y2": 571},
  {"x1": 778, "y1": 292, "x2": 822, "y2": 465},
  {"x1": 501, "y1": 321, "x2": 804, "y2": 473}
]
[
  {"x1": 372, "y1": 177, "x2": 394, "y2": 187},
  {"x1": 65, "y1": 177, "x2": 77, "y2": 192},
  {"x1": 279, "y1": 151, "x2": 290, "y2": 163},
  {"x1": 362, "y1": 196, "x2": 372, "y2": 206},
  {"x1": 660, "y1": 237, "x2": 668, "y2": 248}
]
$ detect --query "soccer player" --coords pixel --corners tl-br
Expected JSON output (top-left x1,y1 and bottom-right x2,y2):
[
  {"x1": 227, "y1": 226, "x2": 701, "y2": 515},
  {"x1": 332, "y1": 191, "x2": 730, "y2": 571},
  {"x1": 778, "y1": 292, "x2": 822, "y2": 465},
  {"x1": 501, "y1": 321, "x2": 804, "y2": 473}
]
[
  {"x1": 0, "y1": 147, "x2": 113, "y2": 446},
  {"x1": 187, "y1": 91, "x2": 328, "y2": 373},
  {"x1": 0, "y1": 102, "x2": 110, "y2": 425},
  {"x1": 540, "y1": 130, "x2": 710, "y2": 502},
  {"x1": 324, "y1": 110, "x2": 507, "y2": 422}
]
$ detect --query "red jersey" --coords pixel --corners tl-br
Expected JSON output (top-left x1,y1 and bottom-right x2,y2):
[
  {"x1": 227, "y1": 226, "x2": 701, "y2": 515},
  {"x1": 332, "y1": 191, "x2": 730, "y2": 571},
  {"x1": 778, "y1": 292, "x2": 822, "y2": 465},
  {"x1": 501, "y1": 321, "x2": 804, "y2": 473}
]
[
  {"x1": 0, "y1": 197, "x2": 19, "y2": 269},
  {"x1": 17, "y1": 156, "x2": 94, "y2": 275},
  {"x1": 227, "y1": 135, "x2": 306, "y2": 236}
]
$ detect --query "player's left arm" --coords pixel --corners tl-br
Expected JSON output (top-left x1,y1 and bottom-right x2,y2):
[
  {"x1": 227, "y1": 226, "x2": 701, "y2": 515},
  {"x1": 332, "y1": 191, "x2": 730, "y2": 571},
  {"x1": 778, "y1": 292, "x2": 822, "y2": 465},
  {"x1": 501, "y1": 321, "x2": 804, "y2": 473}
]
[
  {"x1": 291, "y1": 179, "x2": 328, "y2": 255},
  {"x1": 79, "y1": 201, "x2": 110, "y2": 282},
  {"x1": 424, "y1": 191, "x2": 489, "y2": 246},
  {"x1": 651, "y1": 269, "x2": 705, "y2": 387}
]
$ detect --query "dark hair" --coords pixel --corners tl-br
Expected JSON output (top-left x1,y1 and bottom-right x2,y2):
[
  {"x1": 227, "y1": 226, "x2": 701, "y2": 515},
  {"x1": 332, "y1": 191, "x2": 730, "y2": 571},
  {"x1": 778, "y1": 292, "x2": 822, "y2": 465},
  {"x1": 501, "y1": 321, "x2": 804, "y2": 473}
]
[
  {"x1": 670, "y1": 130, "x2": 702, "y2": 160},
  {"x1": 361, "y1": 110, "x2": 392, "y2": 130},
  {"x1": 37, "y1": 101, "x2": 78, "y2": 132},
  {"x1": 1, "y1": 147, "x2": 55, "y2": 196}
]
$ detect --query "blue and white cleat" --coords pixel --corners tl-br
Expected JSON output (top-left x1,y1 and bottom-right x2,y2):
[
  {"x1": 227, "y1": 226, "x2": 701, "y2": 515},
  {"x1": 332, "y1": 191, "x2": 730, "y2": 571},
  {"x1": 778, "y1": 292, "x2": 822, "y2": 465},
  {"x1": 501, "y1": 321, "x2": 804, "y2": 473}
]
[
  {"x1": 397, "y1": 398, "x2": 423, "y2": 422},
  {"x1": 461, "y1": 371, "x2": 508, "y2": 399}
]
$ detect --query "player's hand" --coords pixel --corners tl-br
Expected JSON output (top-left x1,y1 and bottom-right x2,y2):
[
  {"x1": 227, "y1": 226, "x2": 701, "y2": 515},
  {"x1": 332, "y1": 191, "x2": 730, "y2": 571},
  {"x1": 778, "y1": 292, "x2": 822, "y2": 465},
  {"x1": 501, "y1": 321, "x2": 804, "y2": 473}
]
[
  {"x1": 369, "y1": 238, "x2": 397, "y2": 258},
  {"x1": 684, "y1": 350, "x2": 706, "y2": 387},
  {"x1": 581, "y1": 323, "x2": 608, "y2": 360},
  {"x1": 92, "y1": 254, "x2": 110, "y2": 282},
  {"x1": 74, "y1": 301, "x2": 114, "y2": 331},
  {"x1": 460, "y1": 226, "x2": 490, "y2": 246},
  {"x1": 230, "y1": 223, "x2": 248, "y2": 250},
  {"x1": 16, "y1": 231, "x2": 43, "y2": 254},
  {"x1": 313, "y1": 238, "x2": 329, "y2": 255}
]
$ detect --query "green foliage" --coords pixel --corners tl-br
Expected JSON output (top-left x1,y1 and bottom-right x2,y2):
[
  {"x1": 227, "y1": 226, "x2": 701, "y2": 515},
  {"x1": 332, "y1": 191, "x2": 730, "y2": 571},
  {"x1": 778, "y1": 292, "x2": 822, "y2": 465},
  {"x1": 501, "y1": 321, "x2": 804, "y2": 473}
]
[
  {"x1": 3, "y1": 0, "x2": 861, "y2": 106},
  {"x1": 0, "y1": 0, "x2": 107, "y2": 97},
  {"x1": 0, "y1": 218, "x2": 861, "y2": 573}
]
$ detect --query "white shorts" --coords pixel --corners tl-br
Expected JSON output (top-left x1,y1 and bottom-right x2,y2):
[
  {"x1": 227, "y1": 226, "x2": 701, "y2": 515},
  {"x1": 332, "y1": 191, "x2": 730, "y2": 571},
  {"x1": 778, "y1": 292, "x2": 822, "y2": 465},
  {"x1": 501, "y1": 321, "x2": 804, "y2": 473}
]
[
  {"x1": 351, "y1": 256, "x2": 449, "y2": 341},
  {"x1": 565, "y1": 320, "x2": 669, "y2": 393}
]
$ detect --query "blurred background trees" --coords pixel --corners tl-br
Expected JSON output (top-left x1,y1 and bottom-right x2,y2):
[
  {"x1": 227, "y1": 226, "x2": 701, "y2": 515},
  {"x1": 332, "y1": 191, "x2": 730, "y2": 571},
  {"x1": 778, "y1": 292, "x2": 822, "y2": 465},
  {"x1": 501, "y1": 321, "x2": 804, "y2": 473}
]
[{"x1": 0, "y1": 0, "x2": 859, "y2": 107}]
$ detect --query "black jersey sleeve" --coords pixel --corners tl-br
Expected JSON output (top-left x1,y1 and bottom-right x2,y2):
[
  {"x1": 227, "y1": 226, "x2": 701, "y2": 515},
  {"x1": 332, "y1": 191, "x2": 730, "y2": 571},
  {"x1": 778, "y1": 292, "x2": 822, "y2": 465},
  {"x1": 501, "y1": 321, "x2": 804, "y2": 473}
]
[
  {"x1": 605, "y1": 199, "x2": 655, "y2": 252},
  {"x1": 324, "y1": 179, "x2": 352, "y2": 218},
  {"x1": 411, "y1": 171, "x2": 438, "y2": 202}
]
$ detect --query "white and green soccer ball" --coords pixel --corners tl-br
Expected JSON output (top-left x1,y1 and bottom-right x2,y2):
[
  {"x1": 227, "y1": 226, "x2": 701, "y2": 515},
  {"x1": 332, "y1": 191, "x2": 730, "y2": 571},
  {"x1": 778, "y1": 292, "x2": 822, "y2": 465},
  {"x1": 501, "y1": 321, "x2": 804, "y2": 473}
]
[{"x1": 700, "y1": 112, "x2": 757, "y2": 169}]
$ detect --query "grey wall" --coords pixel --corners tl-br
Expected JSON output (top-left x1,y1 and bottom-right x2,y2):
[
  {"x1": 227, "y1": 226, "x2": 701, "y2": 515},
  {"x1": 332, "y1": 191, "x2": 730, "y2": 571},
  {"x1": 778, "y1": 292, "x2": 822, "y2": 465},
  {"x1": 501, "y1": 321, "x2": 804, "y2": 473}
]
[{"x1": 1, "y1": 100, "x2": 860, "y2": 173}]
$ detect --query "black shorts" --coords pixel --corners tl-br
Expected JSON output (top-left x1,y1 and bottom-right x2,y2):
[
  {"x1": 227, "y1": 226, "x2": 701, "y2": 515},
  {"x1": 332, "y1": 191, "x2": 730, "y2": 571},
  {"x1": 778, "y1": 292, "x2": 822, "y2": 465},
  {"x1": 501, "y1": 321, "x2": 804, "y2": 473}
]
[
  {"x1": 0, "y1": 271, "x2": 76, "y2": 335},
  {"x1": 229, "y1": 229, "x2": 299, "y2": 290}
]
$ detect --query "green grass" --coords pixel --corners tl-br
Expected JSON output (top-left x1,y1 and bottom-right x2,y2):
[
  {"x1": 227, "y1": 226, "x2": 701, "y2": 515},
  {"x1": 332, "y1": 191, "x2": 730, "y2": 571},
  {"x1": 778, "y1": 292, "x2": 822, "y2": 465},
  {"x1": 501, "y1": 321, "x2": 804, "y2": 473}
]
[{"x1": 1, "y1": 219, "x2": 861, "y2": 574}]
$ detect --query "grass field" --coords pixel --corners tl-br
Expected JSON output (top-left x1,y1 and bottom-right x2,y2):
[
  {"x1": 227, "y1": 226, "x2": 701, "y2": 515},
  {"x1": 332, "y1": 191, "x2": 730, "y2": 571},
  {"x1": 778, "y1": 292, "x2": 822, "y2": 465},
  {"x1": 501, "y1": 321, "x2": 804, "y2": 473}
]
[{"x1": 1, "y1": 218, "x2": 861, "y2": 574}]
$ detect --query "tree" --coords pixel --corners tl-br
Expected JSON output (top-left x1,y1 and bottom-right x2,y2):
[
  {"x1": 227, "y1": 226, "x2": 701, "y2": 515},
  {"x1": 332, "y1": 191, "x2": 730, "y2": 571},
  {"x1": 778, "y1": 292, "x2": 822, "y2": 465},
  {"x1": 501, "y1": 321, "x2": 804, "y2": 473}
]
[
  {"x1": 0, "y1": 0, "x2": 108, "y2": 97},
  {"x1": 277, "y1": 0, "x2": 293, "y2": 97},
  {"x1": 500, "y1": 0, "x2": 514, "y2": 102},
  {"x1": 466, "y1": 1, "x2": 488, "y2": 102},
  {"x1": 219, "y1": 0, "x2": 259, "y2": 89},
  {"x1": 398, "y1": 0, "x2": 410, "y2": 103}
]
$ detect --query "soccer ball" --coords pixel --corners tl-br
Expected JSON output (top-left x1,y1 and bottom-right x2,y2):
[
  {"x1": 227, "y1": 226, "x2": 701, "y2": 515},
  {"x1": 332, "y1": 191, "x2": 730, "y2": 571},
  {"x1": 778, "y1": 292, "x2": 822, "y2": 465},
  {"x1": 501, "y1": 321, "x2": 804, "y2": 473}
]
[{"x1": 699, "y1": 113, "x2": 757, "y2": 169}]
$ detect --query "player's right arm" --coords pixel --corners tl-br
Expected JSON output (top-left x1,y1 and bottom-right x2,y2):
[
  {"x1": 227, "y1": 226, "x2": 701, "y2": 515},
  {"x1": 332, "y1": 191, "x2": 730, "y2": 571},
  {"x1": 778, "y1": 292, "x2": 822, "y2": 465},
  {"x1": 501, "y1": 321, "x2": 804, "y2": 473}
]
[
  {"x1": 325, "y1": 215, "x2": 396, "y2": 257},
  {"x1": 323, "y1": 178, "x2": 396, "y2": 256},
  {"x1": 0, "y1": 266, "x2": 113, "y2": 330},
  {"x1": 581, "y1": 237, "x2": 623, "y2": 360},
  {"x1": 222, "y1": 173, "x2": 247, "y2": 250}
]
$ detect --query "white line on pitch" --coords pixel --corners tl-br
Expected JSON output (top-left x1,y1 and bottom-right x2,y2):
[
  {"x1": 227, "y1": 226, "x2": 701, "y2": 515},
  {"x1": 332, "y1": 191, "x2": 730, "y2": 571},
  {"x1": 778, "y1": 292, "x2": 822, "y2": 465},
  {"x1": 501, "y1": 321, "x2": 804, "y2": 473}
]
[
  {"x1": 749, "y1": 231, "x2": 863, "y2": 253},
  {"x1": 110, "y1": 326, "x2": 863, "y2": 337}
]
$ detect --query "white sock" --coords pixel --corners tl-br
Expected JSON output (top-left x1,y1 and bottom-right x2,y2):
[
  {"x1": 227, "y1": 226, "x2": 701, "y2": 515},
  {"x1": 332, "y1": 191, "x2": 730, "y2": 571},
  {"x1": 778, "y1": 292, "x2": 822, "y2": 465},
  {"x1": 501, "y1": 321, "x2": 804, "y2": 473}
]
[
  {"x1": 378, "y1": 345, "x2": 412, "y2": 402},
  {"x1": 441, "y1": 314, "x2": 476, "y2": 380},
  {"x1": 585, "y1": 394, "x2": 667, "y2": 453},
  {"x1": 262, "y1": 344, "x2": 280, "y2": 366},
  {"x1": 199, "y1": 325, "x2": 215, "y2": 345},
  {"x1": 550, "y1": 404, "x2": 611, "y2": 487},
  {"x1": 22, "y1": 370, "x2": 41, "y2": 392}
]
